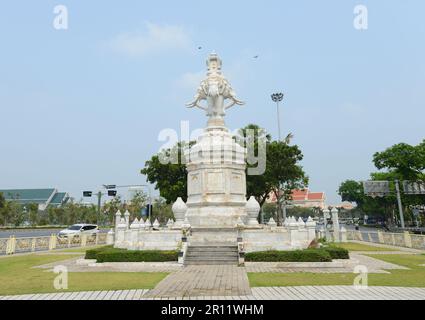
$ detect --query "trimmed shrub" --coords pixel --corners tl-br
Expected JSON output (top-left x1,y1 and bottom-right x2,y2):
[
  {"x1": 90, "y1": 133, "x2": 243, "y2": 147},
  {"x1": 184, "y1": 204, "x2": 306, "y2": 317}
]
[
  {"x1": 245, "y1": 249, "x2": 332, "y2": 262},
  {"x1": 323, "y1": 246, "x2": 350, "y2": 259},
  {"x1": 85, "y1": 246, "x2": 178, "y2": 262}
]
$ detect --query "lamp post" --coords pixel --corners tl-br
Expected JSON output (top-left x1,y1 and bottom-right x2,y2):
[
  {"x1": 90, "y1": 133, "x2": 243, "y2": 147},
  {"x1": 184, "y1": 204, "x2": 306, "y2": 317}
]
[{"x1": 271, "y1": 92, "x2": 284, "y2": 141}]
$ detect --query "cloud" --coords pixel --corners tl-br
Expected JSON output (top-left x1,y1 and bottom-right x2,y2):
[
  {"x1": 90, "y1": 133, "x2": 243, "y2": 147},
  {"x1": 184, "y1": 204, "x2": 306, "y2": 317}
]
[
  {"x1": 175, "y1": 70, "x2": 204, "y2": 90},
  {"x1": 108, "y1": 22, "x2": 192, "y2": 57}
]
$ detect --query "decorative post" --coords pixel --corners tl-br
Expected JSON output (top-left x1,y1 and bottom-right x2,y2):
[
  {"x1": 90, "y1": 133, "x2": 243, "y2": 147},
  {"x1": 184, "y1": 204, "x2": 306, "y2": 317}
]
[
  {"x1": 340, "y1": 226, "x2": 347, "y2": 242},
  {"x1": 323, "y1": 208, "x2": 330, "y2": 241},
  {"x1": 129, "y1": 218, "x2": 140, "y2": 250},
  {"x1": 106, "y1": 228, "x2": 115, "y2": 245},
  {"x1": 305, "y1": 216, "x2": 317, "y2": 242},
  {"x1": 172, "y1": 197, "x2": 187, "y2": 229},
  {"x1": 331, "y1": 207, "x2": 340, "y2": 242},
  {"x1": 115, "y1": 210, "x2": 122, "y2": 231},
  {"x1": 124, "y1": 210, "x2": 131, "y2": 229}
]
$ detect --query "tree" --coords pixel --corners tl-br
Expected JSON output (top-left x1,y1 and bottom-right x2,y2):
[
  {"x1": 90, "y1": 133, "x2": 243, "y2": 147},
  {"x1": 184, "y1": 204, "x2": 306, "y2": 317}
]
[
  {"x1": 267, "y1": 141, "x2": 308, "y2": 225},
  {"x1": 237, "y1": 124, "x2": 273, "y2": 206},
  {"x1": 141, "y1": 141, "x2": 194, "y2": 204},
  {"x1": 141, "y1": 125, "x2": 308, "y2": 226},
  {"x1": 127, "y1": 190, "x2": 148, "y2": 221},
  {"x1": 338, "y1": 180, "x2": 364, "y2": 206},
  {"x1": 373, "y1": 140, "x2": 425, "y2": 180},
  {"x1": 27, "y1": 203, "x2": 39, "y2": 226}
]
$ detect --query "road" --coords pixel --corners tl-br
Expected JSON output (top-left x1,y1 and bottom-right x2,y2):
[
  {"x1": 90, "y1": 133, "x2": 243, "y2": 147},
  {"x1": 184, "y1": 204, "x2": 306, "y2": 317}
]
[{"x1": 0, "y1": 228, "x2": 109, "y2": 239}]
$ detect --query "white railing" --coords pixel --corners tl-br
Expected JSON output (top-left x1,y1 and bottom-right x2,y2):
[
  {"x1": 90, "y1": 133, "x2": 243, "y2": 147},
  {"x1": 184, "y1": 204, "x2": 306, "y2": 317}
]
[
  {"x1": 0, "y1": 233, "x2": 108, "y2": 255},
  {"x1": 346, "y1": 230, "x2": 425, "y2": 250}
]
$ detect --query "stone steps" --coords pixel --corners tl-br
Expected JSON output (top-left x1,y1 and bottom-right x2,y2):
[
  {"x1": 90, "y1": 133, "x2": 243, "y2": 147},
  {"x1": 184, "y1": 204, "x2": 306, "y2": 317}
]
[{"x1": 184, "y1": 245, "x2": 239, "y2": 266}]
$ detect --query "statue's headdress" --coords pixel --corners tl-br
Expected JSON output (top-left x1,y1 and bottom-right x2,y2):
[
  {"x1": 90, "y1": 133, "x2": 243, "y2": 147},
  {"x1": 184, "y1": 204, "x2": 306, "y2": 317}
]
[{"x1": 206, "y1": 52, "x2": 222, "y2": 74}]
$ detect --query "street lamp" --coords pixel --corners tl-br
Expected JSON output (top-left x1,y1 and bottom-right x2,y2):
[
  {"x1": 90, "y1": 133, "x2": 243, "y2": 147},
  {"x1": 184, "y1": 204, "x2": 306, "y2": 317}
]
[{"x1": 271, "y1": 92, "x2": 284, "y2": 141}]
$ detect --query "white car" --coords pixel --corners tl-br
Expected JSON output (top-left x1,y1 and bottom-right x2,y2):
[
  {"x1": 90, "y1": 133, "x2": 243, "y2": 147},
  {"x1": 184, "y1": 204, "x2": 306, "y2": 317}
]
[{"x1": 58, "y1": 224, "x2": 99, "y2": 238}]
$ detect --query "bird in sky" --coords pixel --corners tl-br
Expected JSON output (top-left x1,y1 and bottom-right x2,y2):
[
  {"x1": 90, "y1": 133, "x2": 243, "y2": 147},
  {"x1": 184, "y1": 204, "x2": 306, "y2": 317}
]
[{"x1": 253, "y1": 55, "x2": 259, "y2": 59}]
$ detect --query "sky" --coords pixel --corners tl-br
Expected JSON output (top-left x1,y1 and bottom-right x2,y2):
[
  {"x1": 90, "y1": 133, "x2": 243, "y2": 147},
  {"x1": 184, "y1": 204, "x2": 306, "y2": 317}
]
[{"x1": 0, "y1": 1, "x2": 424, "y2": 205}]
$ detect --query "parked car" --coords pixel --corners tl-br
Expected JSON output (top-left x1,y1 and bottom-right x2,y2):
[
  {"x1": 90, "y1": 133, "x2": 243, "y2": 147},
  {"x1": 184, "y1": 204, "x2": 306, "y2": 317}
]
[{"x1": 57, "y1": 224, "x2": 99, "y2": 238}]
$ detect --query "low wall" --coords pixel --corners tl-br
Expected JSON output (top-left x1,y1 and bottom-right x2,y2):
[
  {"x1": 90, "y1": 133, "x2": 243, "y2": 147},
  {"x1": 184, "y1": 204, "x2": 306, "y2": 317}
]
[
  {"x1": 346, "y1": 230, "x2": 425, "y2": 250},
  {"x1": 0, "y1": 233, "x2": 108, "y2": 255}
]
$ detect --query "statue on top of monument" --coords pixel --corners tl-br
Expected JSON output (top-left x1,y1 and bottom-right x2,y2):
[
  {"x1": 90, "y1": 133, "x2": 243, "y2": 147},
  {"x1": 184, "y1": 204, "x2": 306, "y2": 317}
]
[{"x1": 186, "y1": 53, "x2": 244, "y2": 122}]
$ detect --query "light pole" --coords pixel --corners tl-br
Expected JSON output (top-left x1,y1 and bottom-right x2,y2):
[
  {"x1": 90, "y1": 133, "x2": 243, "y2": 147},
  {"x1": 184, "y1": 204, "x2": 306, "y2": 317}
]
[{"x1": 271, "y1": 92, "x2": 284, "y2": 141}]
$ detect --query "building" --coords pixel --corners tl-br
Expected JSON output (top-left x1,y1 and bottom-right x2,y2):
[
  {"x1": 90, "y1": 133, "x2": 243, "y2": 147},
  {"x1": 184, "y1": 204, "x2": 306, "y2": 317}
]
[
  {"x1": 267, "y1": 189, "x2": 326, "y2": 209},
  {"x1": 0, "y1": 188, "x2": 70, "y2": 211}
]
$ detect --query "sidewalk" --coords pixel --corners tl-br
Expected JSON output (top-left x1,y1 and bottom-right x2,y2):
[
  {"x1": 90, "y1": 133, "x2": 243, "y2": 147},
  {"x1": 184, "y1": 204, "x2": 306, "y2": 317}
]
[{"x1": 1, "y1": 286, "x2": 425, "y2": 300}]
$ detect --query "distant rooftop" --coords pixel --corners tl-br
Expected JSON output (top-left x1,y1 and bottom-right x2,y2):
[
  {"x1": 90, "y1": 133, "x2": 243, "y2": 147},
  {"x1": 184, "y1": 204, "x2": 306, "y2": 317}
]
[{"x1": 0, "y1": 188, "x2": 70, "y2": 209}]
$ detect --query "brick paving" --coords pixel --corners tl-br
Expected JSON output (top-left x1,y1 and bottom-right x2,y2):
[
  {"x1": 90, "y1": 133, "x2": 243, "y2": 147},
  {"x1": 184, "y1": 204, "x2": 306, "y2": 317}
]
[
  {"x1": 144, "y1": 265, "x2": 252, "y2": 298},
  {"x1": 1, "y1": 286, "x2": 425, "y2": 300}
]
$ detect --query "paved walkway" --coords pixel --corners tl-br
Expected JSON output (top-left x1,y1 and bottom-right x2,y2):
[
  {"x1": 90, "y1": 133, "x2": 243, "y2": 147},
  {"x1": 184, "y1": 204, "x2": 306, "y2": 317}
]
[
  {"x1": 144, "y1": 265, "x2": 252, "y2": 298},
  {"x1": 2, "y1": 286, "x2": 425, "y2": 300}
]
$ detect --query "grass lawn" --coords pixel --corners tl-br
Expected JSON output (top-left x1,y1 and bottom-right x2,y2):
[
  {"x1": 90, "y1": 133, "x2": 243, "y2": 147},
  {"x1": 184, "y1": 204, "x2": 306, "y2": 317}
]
[
  {"x1": 0, "y1": 253, "x2": 168, "y2": 296},
  {"x1": 332, "y1": 242, "x2": 398, "y2": 252},
  {"x1": 248, "y1": 254, "x2": 425, "y2": 288}
]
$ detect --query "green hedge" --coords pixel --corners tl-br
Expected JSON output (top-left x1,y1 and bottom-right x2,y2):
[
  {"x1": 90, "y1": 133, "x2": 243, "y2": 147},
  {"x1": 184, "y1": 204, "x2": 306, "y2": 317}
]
[
  {"x1": 323, "y1": 246, "x2": 350, "y2": 259},
  {"x1": 245, "y1": 249, "x2": 332, "y2": 262},
  {"x1": 85, "y1": 246, "x2": 179, "y2": 263}
]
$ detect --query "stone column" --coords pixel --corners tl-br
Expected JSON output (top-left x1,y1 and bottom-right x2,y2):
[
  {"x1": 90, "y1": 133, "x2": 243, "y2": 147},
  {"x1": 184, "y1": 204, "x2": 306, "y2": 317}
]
[
  {"x1": 331, "y1": 207, "x2": 340, "y2": 242},
  {"x1": 340, "y1": 226, "x2": 347, "y2": 242},
  {"x1": 305, "y1": 216, "x2": 317, "y2": 242},
  {"x1": 106, "y1": 229, "x2": 115, "y2": 245},
  {"x1": 288, "y1": 217, "x2": 300, "y2": 248},
  {"x1": 129, "y1": 218, "x2": 140, "y2": 250},
  {"x1": 115, "y1": 210, "x2": 122, "y2": 231},
  {"x1": 124, "y1": 210, "x2": 130, "y2": 229}
]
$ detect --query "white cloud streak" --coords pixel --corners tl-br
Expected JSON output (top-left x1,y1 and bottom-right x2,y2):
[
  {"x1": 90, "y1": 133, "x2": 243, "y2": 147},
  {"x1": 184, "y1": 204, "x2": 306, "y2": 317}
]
[{"x1": 108, "y1": 22, "x2": 192, "y2": 57}]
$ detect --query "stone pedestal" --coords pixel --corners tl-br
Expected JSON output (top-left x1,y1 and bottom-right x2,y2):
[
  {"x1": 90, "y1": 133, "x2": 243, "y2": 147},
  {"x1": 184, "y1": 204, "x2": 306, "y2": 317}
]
[{"x1": 185, "y1": 126, "x2": 248, "y2": 227}]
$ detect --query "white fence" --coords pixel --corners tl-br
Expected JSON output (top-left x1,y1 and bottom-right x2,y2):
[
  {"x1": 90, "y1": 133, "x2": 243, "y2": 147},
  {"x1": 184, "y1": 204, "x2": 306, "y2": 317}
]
[
  {"x1": 346, "y1": 230, "x2": 425, "y2": 250},
  {"x1": 0, "y1": 233, "x2": 108, "y2": 255}
]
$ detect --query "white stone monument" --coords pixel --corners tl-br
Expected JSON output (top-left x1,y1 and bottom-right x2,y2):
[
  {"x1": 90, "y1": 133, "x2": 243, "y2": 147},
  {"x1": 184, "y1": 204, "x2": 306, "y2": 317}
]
[
  {"x1": 113, "y1": 53, "x2": 317, "y2": 256},
  {"x1": 184, "y1": 52, "x2": 248, "y2": 228}
]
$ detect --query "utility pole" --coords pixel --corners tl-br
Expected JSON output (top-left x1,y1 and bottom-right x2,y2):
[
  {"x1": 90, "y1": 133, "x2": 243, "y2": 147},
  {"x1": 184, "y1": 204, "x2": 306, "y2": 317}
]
[{"x1": 394, "y1": 180, "x2": 405, "y2": 229}]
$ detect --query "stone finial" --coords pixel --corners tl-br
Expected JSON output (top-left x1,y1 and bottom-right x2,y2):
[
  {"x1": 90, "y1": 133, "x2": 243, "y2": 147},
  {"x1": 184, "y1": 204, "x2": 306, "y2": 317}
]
[
  {"x1": 267, "y1": 217, "x2": 277, "y2": 227},
  {"x1": 115, "y1": 210, "x2": 122, "y2": 217},
  {"x1": 172, "y1": 197, "x2": 187, "y2": 226},
  {"x1": 139, "y1": 218, "x2": 145, "y2": 229},
  {"x1": 298, "y1": 217, "x2": 306, "y2": 227},
  {"x1": 166, "y1": 219, "x2": 174, "y2": 228},
  {"x1": 236, "y1": 216, "x2": 245, "y2": 227},
  {"x1": 306, "y1": 216, "x2": 316, "y2": 228},
  {"x1": 245, "y1": 196, "x2": 260, "y2": 226},
  {"x1": 130, "y1": 218, "x2": 140, "y2": 229},
  {"x1": 153, "y1": 218, "x2": 160, "y2": 228},
  {"x1": 124, "y1": 210, "x2": 130, "y2": 217},
  {"x1": 145, "y1": 219, "x2": 152, "y2": 229},
  {"x1": 331, "y1": 207, "x2": 338, "y2": 214}
]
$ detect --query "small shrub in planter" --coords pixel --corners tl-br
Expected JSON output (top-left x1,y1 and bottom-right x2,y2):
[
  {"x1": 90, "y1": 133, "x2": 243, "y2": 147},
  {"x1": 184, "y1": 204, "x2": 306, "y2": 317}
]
[{"x1": 245, "y1": 249, "x2": 332, "y2": 262}]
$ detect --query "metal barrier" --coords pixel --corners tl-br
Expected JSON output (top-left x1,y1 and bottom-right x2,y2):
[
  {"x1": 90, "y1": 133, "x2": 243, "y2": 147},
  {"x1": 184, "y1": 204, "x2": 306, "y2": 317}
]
[{"x1": 0, "y1": 233, "x2": 108, "y2": 255}]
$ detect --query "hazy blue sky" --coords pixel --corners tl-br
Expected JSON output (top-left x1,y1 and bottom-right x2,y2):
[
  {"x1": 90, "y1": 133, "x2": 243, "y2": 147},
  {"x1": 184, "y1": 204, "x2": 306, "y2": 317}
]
[{"x1": 0, "y1": 1, "x2": 424, "y2": 204}]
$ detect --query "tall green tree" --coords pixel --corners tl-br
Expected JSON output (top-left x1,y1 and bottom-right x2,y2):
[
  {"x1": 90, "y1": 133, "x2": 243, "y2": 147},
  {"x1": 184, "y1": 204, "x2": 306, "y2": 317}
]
[{"x1": 141, "y1": 141, "x2": 194, "y2": 203}]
